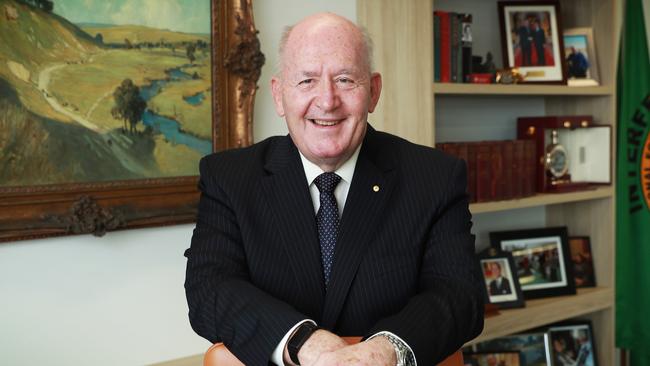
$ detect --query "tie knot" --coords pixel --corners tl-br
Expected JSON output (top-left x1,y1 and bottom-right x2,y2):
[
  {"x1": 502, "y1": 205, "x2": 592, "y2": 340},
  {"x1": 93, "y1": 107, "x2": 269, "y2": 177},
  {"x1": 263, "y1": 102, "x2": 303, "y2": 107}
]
[{"x1": 314, "y1": 172, "x2": 341, "y2": 194}]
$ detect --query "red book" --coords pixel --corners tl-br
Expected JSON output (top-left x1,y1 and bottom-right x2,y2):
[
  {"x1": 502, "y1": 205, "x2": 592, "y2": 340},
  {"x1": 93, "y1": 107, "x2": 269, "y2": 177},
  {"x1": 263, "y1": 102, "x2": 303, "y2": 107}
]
[
  {"x1": 523, "y1": 140, "x2": 537, "y2": 196},
  {"x1": 502, "y1": 141, "x2": 515, "y2": 200},
  {"x1": 489, "y1": 142, "x2": 505, "y2": 201},
  {"x1": 434, "y1": 11, "x2": 451, "y2": 83},
  {"x1": 513, "y1": 140, "x2": 525, "y2": 198},
  {"x1": 475, "y1": 143, "x2": 492, "y2": 202},
  {"x1": 467, "y1": 143, "x2": 478, "y2": 203},
  {"x1": 456, "y1": 143, "x2": 471, "y2": 199}
]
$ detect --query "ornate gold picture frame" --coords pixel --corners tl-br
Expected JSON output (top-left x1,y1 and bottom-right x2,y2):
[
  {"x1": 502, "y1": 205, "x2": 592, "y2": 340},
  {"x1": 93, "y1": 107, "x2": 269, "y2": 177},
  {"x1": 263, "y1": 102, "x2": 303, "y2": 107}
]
[{"x1": 0, "y1": 0, "x2": 263, "y2": 242}]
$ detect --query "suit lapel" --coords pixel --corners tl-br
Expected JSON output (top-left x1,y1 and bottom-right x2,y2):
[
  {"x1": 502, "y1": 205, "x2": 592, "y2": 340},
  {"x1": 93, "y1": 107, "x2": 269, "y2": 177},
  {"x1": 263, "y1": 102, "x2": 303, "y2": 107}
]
[
  {"x1": 261, "y1": 137, "x2": 325, "y2": 311},
  {"x1": 320, "y1": 127, "x2": 398, "y2": 329}
]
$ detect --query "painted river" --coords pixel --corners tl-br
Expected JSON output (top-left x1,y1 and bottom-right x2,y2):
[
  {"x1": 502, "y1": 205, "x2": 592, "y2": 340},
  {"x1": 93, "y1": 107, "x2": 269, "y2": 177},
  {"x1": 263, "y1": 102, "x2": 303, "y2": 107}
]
[{"x1": 139, "y1": 66, "x2": 211, "y2": 156}]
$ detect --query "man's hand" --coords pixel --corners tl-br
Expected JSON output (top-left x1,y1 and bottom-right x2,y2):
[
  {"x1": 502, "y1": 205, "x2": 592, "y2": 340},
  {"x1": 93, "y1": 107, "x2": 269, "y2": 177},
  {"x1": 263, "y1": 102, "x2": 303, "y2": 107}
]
[
  {"x1": 310, "y1": 336, "x2": 397, "y2": 366},
  {"x1": 283, "y1": 329, "x2": 348, "y2": 366}
]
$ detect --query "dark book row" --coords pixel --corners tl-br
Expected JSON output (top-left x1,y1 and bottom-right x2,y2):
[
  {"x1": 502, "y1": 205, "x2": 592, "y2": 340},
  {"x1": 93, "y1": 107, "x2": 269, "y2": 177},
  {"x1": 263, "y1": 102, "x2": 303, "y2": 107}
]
[
  {"x1": 433, "y1": 11, "x2": 473, "y2": 83},
  {"x1": 437, "y1": 140, "x2": 537, "y2": 203}
]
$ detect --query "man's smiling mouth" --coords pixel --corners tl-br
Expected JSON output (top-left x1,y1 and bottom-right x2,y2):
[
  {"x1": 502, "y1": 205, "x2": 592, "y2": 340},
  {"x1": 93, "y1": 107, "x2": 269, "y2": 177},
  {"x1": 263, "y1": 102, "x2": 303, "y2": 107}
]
[{"x1": 310, "y1": 119, "x2": 342, "y2": 126}]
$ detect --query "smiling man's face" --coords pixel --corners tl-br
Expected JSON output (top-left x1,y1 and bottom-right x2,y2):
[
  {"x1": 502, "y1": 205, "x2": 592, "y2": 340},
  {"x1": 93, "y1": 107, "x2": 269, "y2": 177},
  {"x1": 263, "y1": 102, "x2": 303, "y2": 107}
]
[{"x1": 271, "y1": 14, "x2": 382, "y2": 171}]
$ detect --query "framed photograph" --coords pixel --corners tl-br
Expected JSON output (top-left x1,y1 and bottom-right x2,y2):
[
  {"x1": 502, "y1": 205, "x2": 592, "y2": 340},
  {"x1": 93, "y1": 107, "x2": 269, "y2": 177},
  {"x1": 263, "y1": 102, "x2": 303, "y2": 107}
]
[
  {"x1": 478, "y1": 248, "x2": 525, "y2": 309},
  {"x1": 0, "y1": 0, "x2": 263, "y2": 242},
  {"x1": 564, "y1": 27, "x2": 600, "y2": 86},
  {"x1": 464, "y1": 351, "x2": 522, "y2": 366},
  {"x1": 569, "y1": 236, "x2": 597, "y2": 287},
  {"x1": 490, "y1": 227, "x2": 576, "y2": 299},
  {"x1": 468, "y1": 332, "x2": 552, "y2": 366},
  {"x1": 548, "y1": 322, "x2": 598, "y2": 366},
  {"x1": 498, "y1": 1, "x2": 567, "y2": 83}
]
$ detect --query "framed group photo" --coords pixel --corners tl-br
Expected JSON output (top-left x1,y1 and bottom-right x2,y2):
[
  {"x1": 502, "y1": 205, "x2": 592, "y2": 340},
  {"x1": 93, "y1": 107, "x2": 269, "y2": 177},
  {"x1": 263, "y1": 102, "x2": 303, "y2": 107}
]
[
  {"x1": 548, "y1": 322, "x2": 598, "y2": 366},
  {"x1": 498, "y1": 1, "x2": 566, "y2": 83},
  {"x1": 564, "y1": 27, "x2": 600, "y2": 86},
  {"x1": 478, "y1": 248, "x2": 525, "y2": 309},
  {"x1": 490, "y1": 227, "x2": 576, "y2": 299}
]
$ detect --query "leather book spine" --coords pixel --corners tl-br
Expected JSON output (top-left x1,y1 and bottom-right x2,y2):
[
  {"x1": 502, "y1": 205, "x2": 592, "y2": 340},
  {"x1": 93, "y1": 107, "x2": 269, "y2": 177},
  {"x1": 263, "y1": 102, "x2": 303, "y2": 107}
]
[
  {"x1": 434, "y1": 13, "x2": 441, "y2": 82},
  {"x1": 502, "y1": 140, "x2": 515, "y2": 200},
  {"x1": 434, "y1": 11, "x2": 451, "y2": 83},
  {"x1": 456, "y1": 143, "x2": 471, "y2": 201},
  {"x1": 467, "y1": 143, "x2": 478, "y2": 203},
  {"x1": 524, "y1": 140, "x2": 537, "y2": 196},
  {"x1": 476, "y1": 143, "x2": 491, "y2": 202},
  {"x1": 490, "y1": 142, "x2": 505, "y2": 201},
  {"x1": 513, "y1": 140, "x2": 525, "y2": 198},
  {"x1": 450, "y1": 12, "x2": 460, "y2": 83}
]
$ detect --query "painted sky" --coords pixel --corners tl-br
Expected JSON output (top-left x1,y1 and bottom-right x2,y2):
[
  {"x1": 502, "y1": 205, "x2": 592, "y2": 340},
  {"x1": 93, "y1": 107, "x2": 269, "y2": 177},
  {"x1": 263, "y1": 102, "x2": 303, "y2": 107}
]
[{"x1": 54, "y1": 0, "x2": 210, "y2": 34}]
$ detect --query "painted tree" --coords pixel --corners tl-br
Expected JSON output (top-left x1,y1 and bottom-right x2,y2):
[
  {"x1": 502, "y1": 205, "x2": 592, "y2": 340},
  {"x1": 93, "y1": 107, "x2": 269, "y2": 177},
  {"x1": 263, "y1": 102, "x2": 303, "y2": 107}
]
[
  {"x1": 186, "y1": 44, "x2": 196, "y2": 64},
  {"x1": 111, "y1": 79, "x2": 147, "y2": 134}
]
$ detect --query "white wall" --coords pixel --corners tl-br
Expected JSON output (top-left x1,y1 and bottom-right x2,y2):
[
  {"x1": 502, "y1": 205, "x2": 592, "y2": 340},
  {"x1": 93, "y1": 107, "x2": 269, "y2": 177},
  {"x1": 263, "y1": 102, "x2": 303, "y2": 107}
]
[{"x1": 0, "y1": 2, "x2": 355, "y2": 366}]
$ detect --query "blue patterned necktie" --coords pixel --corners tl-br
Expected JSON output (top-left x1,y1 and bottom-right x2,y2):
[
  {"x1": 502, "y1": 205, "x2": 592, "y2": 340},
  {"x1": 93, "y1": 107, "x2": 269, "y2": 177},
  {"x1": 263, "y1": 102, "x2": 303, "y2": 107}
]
[{"x1": 314, "y1": 172, "x2": 342, "y2": 288}]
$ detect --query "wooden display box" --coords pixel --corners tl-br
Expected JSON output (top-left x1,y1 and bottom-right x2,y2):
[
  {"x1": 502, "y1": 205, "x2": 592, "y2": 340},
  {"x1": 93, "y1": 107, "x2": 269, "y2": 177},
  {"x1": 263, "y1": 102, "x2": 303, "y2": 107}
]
[{"x1": 517, "y1": 116, "x2": 611, "y2": 193}]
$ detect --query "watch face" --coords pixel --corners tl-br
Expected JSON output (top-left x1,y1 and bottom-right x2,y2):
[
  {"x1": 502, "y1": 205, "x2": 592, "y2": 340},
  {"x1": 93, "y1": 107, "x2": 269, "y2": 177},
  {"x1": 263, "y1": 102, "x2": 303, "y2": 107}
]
[{"x1": 547, "y1": 147, "x2": 569, "y2": 178}]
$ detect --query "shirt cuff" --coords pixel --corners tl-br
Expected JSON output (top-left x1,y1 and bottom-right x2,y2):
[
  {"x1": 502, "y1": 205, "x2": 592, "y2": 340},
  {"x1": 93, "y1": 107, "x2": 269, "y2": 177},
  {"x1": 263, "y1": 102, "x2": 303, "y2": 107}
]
[
  {"x1": 270, "y1": 319, "x2": 316, "y2": 366},
  {"x1": 366, "y1": 331, "x2": 417, "y2": 366}
]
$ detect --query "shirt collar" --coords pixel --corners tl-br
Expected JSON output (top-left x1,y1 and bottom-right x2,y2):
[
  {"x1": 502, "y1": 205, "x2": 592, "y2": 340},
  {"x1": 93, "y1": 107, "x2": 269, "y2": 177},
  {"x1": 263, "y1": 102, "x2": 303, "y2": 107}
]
[{"x1": 299, "y1": 144, "x2": 362, "y2": 186}]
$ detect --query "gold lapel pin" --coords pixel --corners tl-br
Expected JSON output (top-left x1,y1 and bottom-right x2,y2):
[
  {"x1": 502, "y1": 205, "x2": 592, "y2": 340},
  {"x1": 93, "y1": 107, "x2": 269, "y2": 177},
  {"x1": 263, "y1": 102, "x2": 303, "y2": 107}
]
[{"x1": 372, "y1": 185, "x2": 380, "y2": 192}]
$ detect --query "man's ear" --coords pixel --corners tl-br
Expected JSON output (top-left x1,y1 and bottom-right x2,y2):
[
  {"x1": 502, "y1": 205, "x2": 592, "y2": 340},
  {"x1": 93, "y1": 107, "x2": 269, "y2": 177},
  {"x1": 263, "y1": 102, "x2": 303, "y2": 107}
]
[
  {"x1": 270, "y1": 76, "x2": 285, "y2": 117},
  {"x1": 368, "y1": 72, "x2": 382, "y2": 113}
]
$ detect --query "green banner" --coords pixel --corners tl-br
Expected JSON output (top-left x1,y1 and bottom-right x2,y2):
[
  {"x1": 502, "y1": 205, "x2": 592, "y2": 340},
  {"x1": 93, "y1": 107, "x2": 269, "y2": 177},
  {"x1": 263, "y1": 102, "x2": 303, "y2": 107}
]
[{"x1": 616, "y1": 0, "x2": 650, "y2": 364}]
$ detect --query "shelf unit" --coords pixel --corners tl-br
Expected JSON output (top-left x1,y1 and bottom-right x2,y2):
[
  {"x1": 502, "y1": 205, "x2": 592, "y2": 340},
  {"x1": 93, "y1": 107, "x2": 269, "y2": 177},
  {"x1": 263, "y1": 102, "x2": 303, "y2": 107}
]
[{"x1": 358, "y1": 0, "x2": 618, "y2": 364}]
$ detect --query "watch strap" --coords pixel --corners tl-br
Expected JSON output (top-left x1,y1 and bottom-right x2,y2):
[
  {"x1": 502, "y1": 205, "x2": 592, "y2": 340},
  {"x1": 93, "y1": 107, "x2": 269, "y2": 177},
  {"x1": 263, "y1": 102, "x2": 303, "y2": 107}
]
[{"x1": 287, "y1": 322, "x2": 319, "y2": 365}]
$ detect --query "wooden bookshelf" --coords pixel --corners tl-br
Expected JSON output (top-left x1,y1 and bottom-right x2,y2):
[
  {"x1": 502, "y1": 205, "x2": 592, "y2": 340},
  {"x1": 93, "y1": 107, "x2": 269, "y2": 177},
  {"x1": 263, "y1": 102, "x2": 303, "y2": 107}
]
[
  {"x1": 467, "y1": 287, "x2": 614, "y2": 345},
  {"x1": 470, "y1": 186, "x2": 613, "y2": 214},
  {"x1": 358, "y1": 0, "x2": 618, "y2": 364}
]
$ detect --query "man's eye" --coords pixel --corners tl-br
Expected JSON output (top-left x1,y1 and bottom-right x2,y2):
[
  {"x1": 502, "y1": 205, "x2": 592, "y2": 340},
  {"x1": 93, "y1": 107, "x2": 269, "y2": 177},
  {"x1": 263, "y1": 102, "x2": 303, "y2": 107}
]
[
  {"x1": 298, "y1": 79, "x2": 314, "y2": 86},
  {"x1": 336, "y1": 77, "x2": 356, "y2": 88}
]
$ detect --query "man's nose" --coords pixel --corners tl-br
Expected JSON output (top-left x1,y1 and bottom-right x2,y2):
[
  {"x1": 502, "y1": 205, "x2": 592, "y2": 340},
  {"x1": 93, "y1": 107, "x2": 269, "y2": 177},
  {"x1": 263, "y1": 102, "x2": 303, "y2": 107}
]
[{"x1": 315, "y1": 80, "x2": 340, "y2": 111}]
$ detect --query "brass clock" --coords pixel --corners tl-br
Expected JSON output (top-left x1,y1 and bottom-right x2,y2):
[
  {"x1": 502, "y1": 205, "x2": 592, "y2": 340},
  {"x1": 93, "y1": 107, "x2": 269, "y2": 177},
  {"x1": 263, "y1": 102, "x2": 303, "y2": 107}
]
[{"x1": 544, "y1": 130, "x2": 569, "y2": 181}]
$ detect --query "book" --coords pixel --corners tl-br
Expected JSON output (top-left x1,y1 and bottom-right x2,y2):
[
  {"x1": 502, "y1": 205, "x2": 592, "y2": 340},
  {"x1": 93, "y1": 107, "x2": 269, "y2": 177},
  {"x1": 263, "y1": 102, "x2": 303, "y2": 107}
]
[
  {"x1": 434, "y1": 13, "x2": 441, "y2": 82},
  {"x1": 459, "y1": 13, "x2": 473, "y2": 83},
  {"x1": 434, "y1": 10, "x2": 451, "y2": 83}
]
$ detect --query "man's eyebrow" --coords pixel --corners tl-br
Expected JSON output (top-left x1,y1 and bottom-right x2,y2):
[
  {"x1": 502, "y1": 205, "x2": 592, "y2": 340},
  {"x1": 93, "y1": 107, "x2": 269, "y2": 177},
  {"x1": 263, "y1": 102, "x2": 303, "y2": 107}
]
[{"x1": 300, "y1": 71, "x2": 320, "y2": 77}]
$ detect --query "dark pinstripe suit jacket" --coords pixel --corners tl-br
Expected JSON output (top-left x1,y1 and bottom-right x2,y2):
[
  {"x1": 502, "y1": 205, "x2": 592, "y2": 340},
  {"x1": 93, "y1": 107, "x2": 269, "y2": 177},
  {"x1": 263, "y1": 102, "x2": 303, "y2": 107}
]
[{"x1": 185, "y1": 127, "x2": 484, "y2": 365}]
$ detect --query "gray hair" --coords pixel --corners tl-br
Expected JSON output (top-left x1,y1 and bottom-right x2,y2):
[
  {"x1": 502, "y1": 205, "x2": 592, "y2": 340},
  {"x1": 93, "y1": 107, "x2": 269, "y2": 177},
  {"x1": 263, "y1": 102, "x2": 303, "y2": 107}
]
[{"x1": 276, "y1": 23, "x2": 375, "y2": 75}]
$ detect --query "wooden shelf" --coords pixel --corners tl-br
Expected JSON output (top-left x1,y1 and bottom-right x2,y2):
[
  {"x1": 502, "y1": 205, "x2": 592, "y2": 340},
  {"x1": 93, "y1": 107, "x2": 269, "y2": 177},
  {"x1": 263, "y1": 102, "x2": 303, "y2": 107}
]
[
  {"x1": 467, "y1": 287, "x2": 614, "y2": 345},
  {"x1": 470, "y1": 186, "x2": 613, "y2": 214},
  {"x1": 433, "y1": 83, "x2": 612, "y2": 96}
]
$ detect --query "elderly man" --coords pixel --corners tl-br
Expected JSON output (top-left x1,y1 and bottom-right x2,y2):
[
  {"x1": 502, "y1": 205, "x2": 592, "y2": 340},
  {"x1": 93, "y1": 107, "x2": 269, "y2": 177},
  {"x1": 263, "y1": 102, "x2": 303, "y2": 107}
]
[{"x1": 185, "y1": 13, "x2": 484, "y2": 366}]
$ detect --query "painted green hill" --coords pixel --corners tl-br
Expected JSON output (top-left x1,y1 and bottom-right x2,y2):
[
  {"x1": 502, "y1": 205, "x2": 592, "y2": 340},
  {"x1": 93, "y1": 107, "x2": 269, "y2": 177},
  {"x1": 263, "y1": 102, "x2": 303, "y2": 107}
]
[
  {"x1": 82, "y1": 24, "x2": 210, "y2": 45},
  {"x1": 0, "y1": 0, "x2": 102, "y2": 120},
  {"x1": 0, "y1": 0, "x2": 101, "y2": 78}
]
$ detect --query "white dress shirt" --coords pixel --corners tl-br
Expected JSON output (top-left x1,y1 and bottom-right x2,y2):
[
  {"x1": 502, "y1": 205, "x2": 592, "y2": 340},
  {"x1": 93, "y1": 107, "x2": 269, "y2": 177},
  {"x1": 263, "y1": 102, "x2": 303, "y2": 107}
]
[{"x1": 271, "y1": 144, "x2": 416, "y2": 365}]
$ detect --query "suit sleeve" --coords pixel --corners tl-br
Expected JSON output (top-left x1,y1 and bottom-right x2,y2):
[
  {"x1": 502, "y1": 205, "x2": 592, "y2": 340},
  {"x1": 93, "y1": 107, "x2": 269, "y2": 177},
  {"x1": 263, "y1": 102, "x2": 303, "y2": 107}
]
[
  {"x1": 365, "y1": 158, "x2": 485, "y2": 364},
  {"x1": 184, "y1": 157, "x2": 307, "y2": 365}
]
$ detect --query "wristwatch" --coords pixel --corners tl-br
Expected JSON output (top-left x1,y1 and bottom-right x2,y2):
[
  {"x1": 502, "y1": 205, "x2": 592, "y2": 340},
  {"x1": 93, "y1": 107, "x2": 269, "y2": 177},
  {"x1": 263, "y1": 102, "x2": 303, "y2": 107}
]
[
  {"x1": 381, "y1": 333, "x2": 415, "y2": 366},
  {"x1": 287, "y1": 322, "x2": 319, "y2": 365}
]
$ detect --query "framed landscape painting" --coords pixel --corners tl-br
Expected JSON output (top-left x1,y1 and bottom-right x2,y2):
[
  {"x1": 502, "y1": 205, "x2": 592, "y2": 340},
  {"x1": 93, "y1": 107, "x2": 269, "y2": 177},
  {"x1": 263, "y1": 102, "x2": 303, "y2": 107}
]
[{"x1": 0, "y1": 0, "x2": 263, "y2": 241}]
